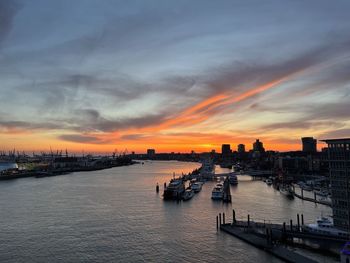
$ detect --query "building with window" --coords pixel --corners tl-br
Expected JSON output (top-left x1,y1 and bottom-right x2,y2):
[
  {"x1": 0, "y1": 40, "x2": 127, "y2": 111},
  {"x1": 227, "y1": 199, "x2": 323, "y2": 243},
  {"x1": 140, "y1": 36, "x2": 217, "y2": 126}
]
[{"x1": 322, "y1": 138, "x2": 350, "y2": 232}]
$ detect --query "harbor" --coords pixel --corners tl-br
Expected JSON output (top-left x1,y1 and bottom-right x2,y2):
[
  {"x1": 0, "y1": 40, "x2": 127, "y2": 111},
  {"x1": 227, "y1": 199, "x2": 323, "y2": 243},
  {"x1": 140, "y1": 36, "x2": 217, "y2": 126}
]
[{"x1": 0, "y1": 160, "x2": 338, "y2": 263}]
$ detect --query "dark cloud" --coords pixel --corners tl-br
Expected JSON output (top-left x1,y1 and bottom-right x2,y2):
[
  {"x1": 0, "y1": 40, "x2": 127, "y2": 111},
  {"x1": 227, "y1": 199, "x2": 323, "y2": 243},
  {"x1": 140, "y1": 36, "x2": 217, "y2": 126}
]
[
  {"x1": 58, "y1": 134, "x2": 104, "y2": 144},
  {"x1": 0, "y1": 0, "x2": 21, "y2": 45},
  {"x1": 320, "y1": 129, "x2": 350, "y2": 139},
  {"x1": 66, "y1": 109, "x2": 166, "y2": 132},
  {"x1": 0, "y1": 120, "x2": 63, "y2": 131}
]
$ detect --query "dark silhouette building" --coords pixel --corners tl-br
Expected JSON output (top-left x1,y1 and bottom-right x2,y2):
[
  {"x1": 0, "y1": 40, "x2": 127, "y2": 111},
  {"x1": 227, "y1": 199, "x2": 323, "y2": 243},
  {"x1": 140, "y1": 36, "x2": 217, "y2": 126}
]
[
  {"x1": 238, "y1": 144, "x2": 245, "y2": 153},
  {"x1": 322, "y1": 138, "x2": 350, "y2": 232},
  {"x1": 302, "y1": 137, "x2": 317, "y2": 153},
  {"x1": 253, "y1": 139, "x2": 265, "y2": 153},
  {"x1": 221, "y1": 144, "x2": 231, "y2": 156},
  {"x1": 147, "y1": 149, "x2": 156, "y2": 158}
]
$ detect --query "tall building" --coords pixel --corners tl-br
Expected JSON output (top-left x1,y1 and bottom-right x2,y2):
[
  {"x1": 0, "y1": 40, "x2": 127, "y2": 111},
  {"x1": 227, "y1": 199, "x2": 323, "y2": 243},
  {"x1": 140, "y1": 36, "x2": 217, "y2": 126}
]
[
  {"x1": 253, "y1": 139, "x2": 265, "y2": 153},
  {"x1": 322, "y1": 138, "x2": 350, "y2": 232},
  {"x1": 238, "y1": 144, "x2": 245, "y2": 153},
  {"x1": 302, "y1": 137, "x2": 317, "y2": 153},
  {"x1": 147, "y1": 149, "x2": 156, "y2": 158},
  {"x1": 221, "y1": 144, "x2": 231, "y2": 156}
]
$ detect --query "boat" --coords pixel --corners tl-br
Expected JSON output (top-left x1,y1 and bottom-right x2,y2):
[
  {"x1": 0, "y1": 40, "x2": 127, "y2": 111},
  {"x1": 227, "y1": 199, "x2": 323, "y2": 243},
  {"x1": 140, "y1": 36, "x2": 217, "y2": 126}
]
[
  {"x1": 182, "y1": 189, "x2": 195, "y2": 201},
  {"x1": 302, "y1": 217, "x2": 349, "y2": 238},
  {"x1": 191, "y1": 182, "x2": 202, "y2": 193},
  {"x1": 265, "y1": 179, "x2": 273, "y2": 185},
  {"x1": 200, "y1": 158, "x2": 215, "y2": 179},
  {"x1": 279, "y1": 185, "x2": 294, "y2": 198},
  {"x1": 315, "y1": 189, "x2": 329, "y2": 197},
  {"x1": 163, "y1": 179, "x2": 185, "y2": 200},
  {"x1": 228, "y1": 173, "x2": 238, "y2": 185},
  {"x1": 211, "y1": 183, "x2": 224, "y2": 200},
  {"x1": 340, "y1": 242, "x2": 350, "y2": 263}
]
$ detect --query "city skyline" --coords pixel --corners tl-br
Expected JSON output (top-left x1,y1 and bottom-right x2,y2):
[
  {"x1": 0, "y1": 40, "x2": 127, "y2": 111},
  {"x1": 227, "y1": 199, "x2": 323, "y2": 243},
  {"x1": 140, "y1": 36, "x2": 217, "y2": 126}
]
[{"x1": 1, "y1": 0, "x2": 350, "y2": 153}]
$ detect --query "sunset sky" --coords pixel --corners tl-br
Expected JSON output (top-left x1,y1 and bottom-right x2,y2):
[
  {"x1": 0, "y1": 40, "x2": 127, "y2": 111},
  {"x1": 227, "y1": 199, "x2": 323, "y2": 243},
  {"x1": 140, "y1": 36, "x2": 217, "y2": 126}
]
[{"x1": 1, "y1": 0, "x2": 350, "y2": 153}]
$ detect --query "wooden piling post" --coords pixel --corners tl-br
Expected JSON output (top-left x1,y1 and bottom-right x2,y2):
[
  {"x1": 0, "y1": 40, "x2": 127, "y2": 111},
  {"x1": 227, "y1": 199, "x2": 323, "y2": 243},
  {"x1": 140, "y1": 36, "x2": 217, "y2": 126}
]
[
  {"x1": 164, "y1": 182, "x2": 166, "y2": 189},
  {"x1": 232, "y1": 209, "x2": 236, "y2": 224},
  {"x1": 223, "y1": 212, "x2": 226, "y2": 225},
  {"x1": 301, "y1": 214, "x2": 304, "y2": 225},
  {"x1": 297, "y1": 214, "x2": 300, "y2": 232},
  {"x1": 290, "y1": 219, "x2": 293, "y2": 232},
  {"x1": 247, "y1": 214, "x2": 250, "y2": 228},
  {"x1": 314, "y1": 192, "x2": 317, "y2": 202},
  {"x1": 283, "y1": 222, "x2": 286, "y2": 233},
  {"x1": 156, "y1": 183, "x2": 159, "y2": 193},
  {"x1": 216, "y1": 216, "x2": 219, "y2": 231},
  {"x1": 219, "y1": 213, "x2": 222, "y2": 226},
  {"x1": 301, "y1": 188, "x2": 304, "y2": 198}
]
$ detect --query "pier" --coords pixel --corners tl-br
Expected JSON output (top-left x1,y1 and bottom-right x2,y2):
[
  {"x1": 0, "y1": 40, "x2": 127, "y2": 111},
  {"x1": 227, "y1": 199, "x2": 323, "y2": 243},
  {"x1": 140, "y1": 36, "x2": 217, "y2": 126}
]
[{"x1": 217, "y1": 210, "x2": 346, "y2": 262}]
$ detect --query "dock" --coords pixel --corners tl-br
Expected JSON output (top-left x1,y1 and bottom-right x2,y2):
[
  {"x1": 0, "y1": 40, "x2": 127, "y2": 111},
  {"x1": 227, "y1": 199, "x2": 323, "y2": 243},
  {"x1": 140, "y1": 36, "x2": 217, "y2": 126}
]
[
  {"x1": 220, "y1": 224, "x2": 318, "y2": 263},
  {"x1": 216, "y1": 210, "x2": 346, "y2": 262}
]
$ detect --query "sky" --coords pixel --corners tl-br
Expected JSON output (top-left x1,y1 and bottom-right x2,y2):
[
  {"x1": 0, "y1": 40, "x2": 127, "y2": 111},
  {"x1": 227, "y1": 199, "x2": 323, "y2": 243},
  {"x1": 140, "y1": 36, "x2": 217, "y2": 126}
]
[{"x1": 0, "y1": 0, "x2": 350, "y2": 153}]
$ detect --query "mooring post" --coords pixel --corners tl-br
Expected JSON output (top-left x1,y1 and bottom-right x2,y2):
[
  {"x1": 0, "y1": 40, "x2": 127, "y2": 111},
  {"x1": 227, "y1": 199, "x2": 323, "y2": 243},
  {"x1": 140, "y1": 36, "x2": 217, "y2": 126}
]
[
  {"x1": 216, "y1": 216, "x2": 219, "y2": 231},
  {"x1": 301, "y1": 214, "x2": 304, "y2": 225},
  {"x1": 297, "y1": 214, "x2": 300, "y2": 232},
  {"x1": 156, "y1": 183, "x2": 159, "y2": 193},
  {"x1": 223, "y1": 212, "x2": 226, "y2": 225},
  {"x1": 314, "y1": 192, "x2": 317, "y2": 202},
  {"x1": 283, "y1": 222, "x2": 286, "y2": 233},
  {"x1": 219, "y1": 213, "x2": 222, "y2": 226},
  {"x1": 290, "y1": 219, "x2": 293, "y2": 232},
  {"x1": 232, "y1": 209, "x2": 236, "y2": 224},
  {"x1": 247, "y1": 214, "x2": 250, "y2": 228},
  {"x1": 301, "y1": 188, "x2": 304, "y2": 198},
  {"x1": 164, "y1": 182, "x2": 166, "y2": 189}
]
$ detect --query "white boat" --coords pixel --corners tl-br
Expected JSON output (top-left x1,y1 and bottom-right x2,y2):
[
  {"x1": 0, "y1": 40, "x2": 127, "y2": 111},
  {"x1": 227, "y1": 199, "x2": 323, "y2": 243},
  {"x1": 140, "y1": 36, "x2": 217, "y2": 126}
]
[
  {"x1": 228, "y1": 173, "x2": 238, "y2": 185},
  {"x1": 280, "y1": 185, "x2": 294, "y2": 198},
  {"x1": 302, "y1": 217, "x2": 349, "y2": 238},
  {"x1": 265, "y1": 179, "x2": 273, "y2": 185},
  {"x1": 191, "y1": 182, "x2": 202, "y2": 193},
  {"x1": 183, "y1": 189, "x2": 195, "y2": 201},
  {"x1": 211, "y1": 183, "x2": 223, "y2": 200}
]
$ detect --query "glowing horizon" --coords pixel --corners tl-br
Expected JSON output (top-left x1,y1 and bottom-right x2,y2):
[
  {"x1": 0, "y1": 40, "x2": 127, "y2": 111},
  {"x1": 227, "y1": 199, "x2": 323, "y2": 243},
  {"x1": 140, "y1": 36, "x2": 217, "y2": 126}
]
[{"x1": 1, "y1": 1, "x2": 349, "y2": 153}]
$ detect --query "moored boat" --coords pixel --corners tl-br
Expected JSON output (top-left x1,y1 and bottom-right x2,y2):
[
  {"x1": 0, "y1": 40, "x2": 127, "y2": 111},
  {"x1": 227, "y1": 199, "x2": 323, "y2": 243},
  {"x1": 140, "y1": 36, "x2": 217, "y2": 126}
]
[
  {"x1": 228, "y1": 173, "x2": 238, "y2": 185},
  {"x1": 163, "y1": 179, "x2": 185, "y2": 200},
  {"x1": 279, "y1": 185, "x2": 294, "y2": 198},
  {"x1": 191, "y1": 182, "x2": 202, "y2": 193},
  {"x1": 302, "y1": 217, "x2": 349, "y2": 238},
  {"x1": 183, "y1": 189, "x2": 195, "y2": 201},
  {"x1": 211, "y1": 183, "x2": 223, "y2": 200}
]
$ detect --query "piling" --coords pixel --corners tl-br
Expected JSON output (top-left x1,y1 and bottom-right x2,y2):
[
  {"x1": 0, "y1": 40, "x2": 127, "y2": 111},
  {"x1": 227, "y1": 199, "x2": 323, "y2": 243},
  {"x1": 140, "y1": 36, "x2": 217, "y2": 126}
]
[
  {"x1": 301, "y1": 214, "x2": 304, "y2": 225},
  {"x1": 297, "y1": 214, "x2": 300, "y2": 231},
  {"x1": 301, "y1": 188, "x2": 304, "y2": 198},
  {"x1": 283, "y1": 222, "x2": 286, "y2": 233},
  {"x1": 216, "y1": 216, "x2": 219, "y2": 231},
  {"x1": 219, "y1": 213, "x2": 222, "y2": 226},
  {"x1": 314, "y1": 192, "x2": 316, "y2": 201},
  {"x1": 223, "y1": 213, "x2": 226, "y2": 225},
  {"x1": 290, "y1": 219, "x2": 293, "y2": 232},
  {"x1": 164, "y1": 182, "x2": 166, "y2": 189},
  {"x1": 247, "y1": 214, "x2": 250, "y2": 227},
  {"x1": 232, "y1": 209, "x2": 236, "y2": 224},
  {"x1": 156, "y1": 183, "x2": 159, "y2": 193}
]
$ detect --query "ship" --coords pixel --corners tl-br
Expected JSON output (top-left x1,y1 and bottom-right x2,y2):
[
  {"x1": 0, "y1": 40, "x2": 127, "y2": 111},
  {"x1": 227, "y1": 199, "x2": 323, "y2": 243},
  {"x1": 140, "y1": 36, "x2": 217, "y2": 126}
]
[{"x1": 163, "y1": 179, "x2": 185, "y2": 200}]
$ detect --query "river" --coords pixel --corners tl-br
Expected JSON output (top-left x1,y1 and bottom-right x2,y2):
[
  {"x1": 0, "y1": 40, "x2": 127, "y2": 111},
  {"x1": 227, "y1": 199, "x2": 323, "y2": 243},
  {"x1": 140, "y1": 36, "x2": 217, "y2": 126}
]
[{"x1": 0, "y1": 161, "x2": 336, "y2": 262}]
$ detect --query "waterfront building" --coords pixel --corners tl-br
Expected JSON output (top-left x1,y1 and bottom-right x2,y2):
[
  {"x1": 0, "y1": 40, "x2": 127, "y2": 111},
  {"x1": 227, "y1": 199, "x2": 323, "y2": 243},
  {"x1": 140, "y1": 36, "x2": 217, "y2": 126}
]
[
  {"x1": 322, "y1": 138, "x2": 350, "y2": 232},
  {"x1": 147, "y1": 149, "x2": 156, "y2": 158},
  {"x1": 253, "y1": 139, "x2": 265, "y2": 153},
  {"x1": 238, "y1": 144, "x2": 245, "y2": 153},
  {"x1": 302, "y1": 137, "x2": 317, "y2": 153}
]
